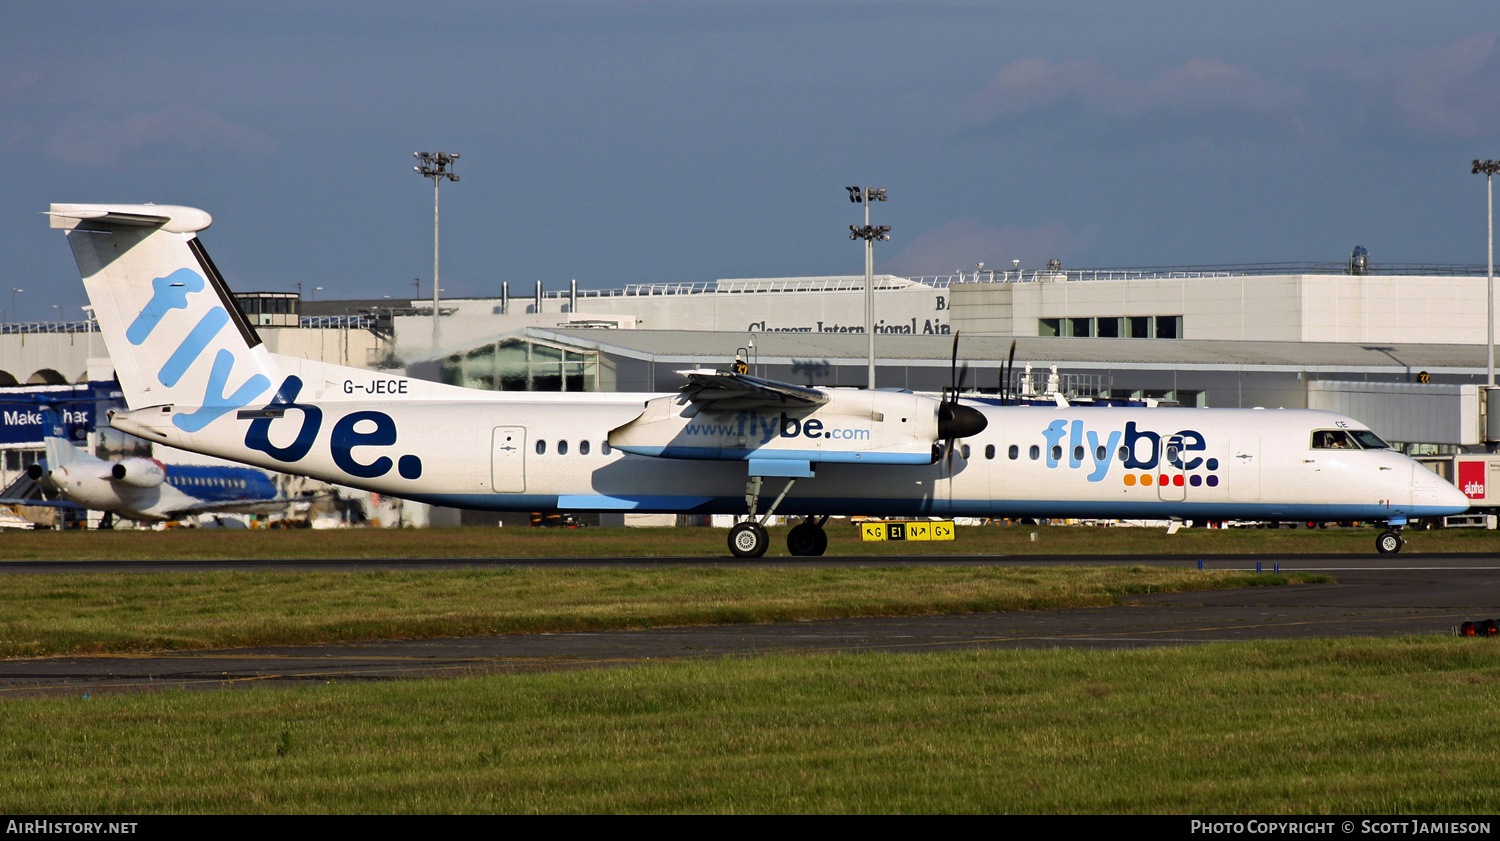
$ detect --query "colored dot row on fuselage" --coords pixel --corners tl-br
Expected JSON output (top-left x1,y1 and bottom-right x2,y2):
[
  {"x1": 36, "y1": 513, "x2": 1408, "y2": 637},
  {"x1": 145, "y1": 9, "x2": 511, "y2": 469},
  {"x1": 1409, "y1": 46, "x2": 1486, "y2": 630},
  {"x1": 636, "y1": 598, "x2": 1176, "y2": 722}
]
[{"x1": 1123, "y1": 473, "x2": 1220, "y2": 487}]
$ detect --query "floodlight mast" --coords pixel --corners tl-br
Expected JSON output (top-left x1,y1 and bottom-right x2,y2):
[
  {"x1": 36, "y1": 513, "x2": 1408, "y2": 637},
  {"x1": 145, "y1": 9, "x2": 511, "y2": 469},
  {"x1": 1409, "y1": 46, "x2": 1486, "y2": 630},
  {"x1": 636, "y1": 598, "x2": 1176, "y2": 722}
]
[
  {"x1": 414, "y1": 151, "x2": 460, "y2": 349},
  {"x1": 1475, "y1": 160, "x2": 1500, "y2": 390},
  {"x1": 847, "y1": 186, "x2": 889, "y2": 389}
]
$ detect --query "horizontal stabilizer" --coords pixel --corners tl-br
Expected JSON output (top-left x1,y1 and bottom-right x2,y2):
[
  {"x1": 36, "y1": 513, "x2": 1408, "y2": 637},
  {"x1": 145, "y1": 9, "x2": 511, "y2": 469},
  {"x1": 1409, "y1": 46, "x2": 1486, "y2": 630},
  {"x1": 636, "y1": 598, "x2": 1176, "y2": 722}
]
[{"x1": 46, "y1": 204, "x2": 212, "y2": 233}]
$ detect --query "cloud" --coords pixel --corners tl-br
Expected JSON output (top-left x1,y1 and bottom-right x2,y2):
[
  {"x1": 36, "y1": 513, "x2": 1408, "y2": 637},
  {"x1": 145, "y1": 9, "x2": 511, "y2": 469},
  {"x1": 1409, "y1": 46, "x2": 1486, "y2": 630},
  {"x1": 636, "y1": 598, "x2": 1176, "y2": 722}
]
[
  {"x1": 881, "y1": 217, "x2": 1100, "y2": 277},
  {"x1": 979, "y1": 57, "x2": 1299, "y2": 119},
  {"x1": 1386, "y1": 33, "x2": 1500, "y2": 139},
  {"x1": 48, "y1": 105, "x2": 272, "y2": 166}
]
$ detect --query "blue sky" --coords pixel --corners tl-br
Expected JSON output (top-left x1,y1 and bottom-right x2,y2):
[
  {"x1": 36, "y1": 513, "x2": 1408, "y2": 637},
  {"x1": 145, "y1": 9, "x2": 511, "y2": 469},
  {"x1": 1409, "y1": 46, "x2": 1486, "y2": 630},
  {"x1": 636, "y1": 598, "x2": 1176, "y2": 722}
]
[{"x1": 4, "y1": 1, "x2": 1499, "y2": 321}]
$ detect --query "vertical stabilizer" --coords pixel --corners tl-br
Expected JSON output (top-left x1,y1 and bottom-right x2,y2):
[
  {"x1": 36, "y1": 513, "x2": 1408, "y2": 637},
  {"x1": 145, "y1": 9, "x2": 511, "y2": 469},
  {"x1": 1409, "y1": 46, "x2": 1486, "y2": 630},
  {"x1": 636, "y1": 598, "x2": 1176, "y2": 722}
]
[
  {"x1": 38, "y1": 406, "x2": 83, "y2": 470},
  {"x1": 49, "y1": 204, "x2": 280, "y2": 435}
]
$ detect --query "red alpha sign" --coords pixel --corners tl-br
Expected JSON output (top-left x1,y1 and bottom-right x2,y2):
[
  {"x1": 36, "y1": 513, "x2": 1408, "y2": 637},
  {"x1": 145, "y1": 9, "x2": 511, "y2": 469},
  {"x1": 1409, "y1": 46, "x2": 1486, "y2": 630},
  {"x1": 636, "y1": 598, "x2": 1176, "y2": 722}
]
[{"x1": 1458, "y1": 460, "x2": 1487, "y2": 500}]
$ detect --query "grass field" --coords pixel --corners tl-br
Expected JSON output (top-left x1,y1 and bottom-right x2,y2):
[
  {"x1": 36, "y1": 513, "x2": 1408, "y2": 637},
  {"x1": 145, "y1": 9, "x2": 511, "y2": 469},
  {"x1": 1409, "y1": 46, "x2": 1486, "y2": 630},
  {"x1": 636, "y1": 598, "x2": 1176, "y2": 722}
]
[
  {"x1": 0, "y1": 565, "x2": 1319, "y2": 657},
  {"x1": 2, "y1": 524, "x2": 1490, "y2": 814},
  {"x1": 2, "y1": 522, "x2": 1498, "y2": 560},
  {"x1": 3, "y1": 637, "x2": 1498, "y2": 813}
]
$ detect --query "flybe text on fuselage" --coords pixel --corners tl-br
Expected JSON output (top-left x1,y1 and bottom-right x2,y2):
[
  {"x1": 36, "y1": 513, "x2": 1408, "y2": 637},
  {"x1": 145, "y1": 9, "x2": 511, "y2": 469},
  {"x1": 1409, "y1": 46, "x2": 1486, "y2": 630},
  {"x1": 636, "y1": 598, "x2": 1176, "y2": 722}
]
[
  {"x1": 1041, "y1": 419, "x2": 1216, "y2": 483},
  {"x1": 682, "y1": 410, "x2": 871, "y2": 444}
]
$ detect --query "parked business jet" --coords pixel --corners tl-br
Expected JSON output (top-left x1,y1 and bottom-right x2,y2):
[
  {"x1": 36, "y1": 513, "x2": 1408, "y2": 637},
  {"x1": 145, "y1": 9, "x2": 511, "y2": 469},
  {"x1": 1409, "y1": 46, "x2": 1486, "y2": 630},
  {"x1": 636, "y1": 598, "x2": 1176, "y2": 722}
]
[
  {"x1": 46, "y1": 203, "x2": 1469, "y2": 554},
  {"x1": 3, "y1": 404, "x2": 290, "y2": 525}
]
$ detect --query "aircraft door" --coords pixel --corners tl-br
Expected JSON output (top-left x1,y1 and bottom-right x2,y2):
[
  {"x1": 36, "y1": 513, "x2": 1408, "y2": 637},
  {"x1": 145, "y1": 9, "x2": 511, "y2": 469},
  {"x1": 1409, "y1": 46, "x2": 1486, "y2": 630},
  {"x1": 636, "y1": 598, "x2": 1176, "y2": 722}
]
[
  {"x1": 491, "y1": 427, "x2": 527, "y2": 493},
  {"x1": 1157, "y1": 435, "x2": 1186, "y2": 501},
  {"x1": 1227, "y1": 436, "x2": 1260, "y2": 501}
]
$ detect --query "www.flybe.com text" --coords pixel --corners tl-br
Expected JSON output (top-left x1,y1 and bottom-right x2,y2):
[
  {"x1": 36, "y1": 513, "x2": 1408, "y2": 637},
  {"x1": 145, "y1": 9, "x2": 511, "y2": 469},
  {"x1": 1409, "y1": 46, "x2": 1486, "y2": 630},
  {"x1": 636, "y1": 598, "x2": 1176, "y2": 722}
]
[{"x1": 682, "y1": 411, "x2": 870, "y2": 443}]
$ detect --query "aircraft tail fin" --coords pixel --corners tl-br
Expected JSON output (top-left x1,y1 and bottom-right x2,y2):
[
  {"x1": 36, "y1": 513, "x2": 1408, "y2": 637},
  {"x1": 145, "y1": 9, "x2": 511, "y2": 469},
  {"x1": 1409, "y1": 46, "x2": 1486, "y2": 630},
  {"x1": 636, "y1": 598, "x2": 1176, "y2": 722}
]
[
  {"x1": 38, "y1": 406, "x2": 83, "y2": 469},
  {"x1": 49, "y1": 204, "x2": 279, "y2": 435}
]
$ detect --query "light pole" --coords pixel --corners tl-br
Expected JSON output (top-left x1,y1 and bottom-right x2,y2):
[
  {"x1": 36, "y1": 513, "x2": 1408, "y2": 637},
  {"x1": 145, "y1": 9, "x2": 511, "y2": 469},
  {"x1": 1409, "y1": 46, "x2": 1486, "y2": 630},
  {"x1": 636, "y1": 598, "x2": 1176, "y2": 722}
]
[
  {"x1": 414, "y1": 151, "x2": 460, "y2": 350},
  {"x1": 10, "y1": 288, "x2": 22, "y2": 324},
  {"x1": 1474, "y1": 160, "x2": 1499, "y2": 388},
  {"x1": 847, "y1": 186, "x2": 890, "y2": 389}
]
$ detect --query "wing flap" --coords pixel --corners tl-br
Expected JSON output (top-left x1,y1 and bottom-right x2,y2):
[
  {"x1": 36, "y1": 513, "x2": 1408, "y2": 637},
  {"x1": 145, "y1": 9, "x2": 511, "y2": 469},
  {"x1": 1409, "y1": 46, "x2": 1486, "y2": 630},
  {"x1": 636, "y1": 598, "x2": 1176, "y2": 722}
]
[{"x1": 678, "y1": 370, "x2": 828, "y2": 409}]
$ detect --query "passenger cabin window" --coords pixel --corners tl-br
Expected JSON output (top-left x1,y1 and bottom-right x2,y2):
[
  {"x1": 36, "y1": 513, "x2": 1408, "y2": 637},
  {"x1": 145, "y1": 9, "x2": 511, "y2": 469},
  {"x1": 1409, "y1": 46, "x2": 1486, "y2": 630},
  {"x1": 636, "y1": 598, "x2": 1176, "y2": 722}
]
[
  {"x1": 1008, "y1": 444, "x2": 1018, "y2": 460},
  {"x1": 1030, "y1": 445, "x2": 1040, "y2": 460},
  {"x1": 536, "y1": 440, "x2": 546, "y2": 455},
  {"x1": 558, "y1": 440, "x2": 569, "y2": 455},
  {"x1": 580, "y1": 440, "x2": 590, "y2": 455},
  {"x1": 985, "y1": 444, "x2": 996, "y2": 460}
]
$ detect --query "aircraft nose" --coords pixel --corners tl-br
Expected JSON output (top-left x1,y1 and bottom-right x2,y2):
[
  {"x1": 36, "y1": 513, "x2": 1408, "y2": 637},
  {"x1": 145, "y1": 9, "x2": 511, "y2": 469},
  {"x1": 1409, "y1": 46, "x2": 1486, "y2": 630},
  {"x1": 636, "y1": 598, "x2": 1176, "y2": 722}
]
[{"x1": 1438, "y1": 477, "x2": 1472, "y2": 513}]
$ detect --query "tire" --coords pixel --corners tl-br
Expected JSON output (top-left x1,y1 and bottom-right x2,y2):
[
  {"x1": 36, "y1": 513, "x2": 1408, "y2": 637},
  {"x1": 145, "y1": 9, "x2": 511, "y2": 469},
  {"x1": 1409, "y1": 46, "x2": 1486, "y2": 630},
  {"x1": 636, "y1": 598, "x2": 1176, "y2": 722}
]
[
  {"x1": 729, "y1": 522, "x2": 769, "y2": 558},
  {"x1": 787, "y1": 524, "x2": 828, "y2": 557},
  {"x1": 1376, "y1": 530, "x2": 1403, "y2": 554}
]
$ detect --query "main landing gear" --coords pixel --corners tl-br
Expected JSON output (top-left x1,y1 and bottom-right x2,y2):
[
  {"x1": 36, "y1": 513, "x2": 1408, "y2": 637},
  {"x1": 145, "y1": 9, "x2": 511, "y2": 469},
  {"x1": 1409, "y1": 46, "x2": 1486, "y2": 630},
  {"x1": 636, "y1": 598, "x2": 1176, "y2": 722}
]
[
  {"x1": 729, "y1": 521, "x2": 770, "y2": 558},
  {"x1": 727, "y1": 475, "x2": 829, "y2": 558},
  {"x1": 787, "y1": 516, "x2": 830, "y2": 557}
]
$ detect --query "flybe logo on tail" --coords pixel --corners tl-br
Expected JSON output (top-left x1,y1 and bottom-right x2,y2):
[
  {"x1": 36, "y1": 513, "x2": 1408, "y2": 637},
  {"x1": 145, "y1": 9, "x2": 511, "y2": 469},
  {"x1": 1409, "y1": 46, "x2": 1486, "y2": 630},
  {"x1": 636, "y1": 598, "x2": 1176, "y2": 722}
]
[
  {"x1": 129, "y1": 268, "x2": 270, "y2": 432},
  {"x1": 1042, "y1": 420, "x2": 1219, "y2": 485}
]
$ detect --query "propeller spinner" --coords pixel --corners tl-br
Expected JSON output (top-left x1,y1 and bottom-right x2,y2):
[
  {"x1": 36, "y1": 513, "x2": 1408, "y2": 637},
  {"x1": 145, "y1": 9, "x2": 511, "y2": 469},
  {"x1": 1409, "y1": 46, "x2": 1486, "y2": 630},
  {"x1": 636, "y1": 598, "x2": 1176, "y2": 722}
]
[{"x1": 936, "y1": 331, "x2": 988, "y2": 447}]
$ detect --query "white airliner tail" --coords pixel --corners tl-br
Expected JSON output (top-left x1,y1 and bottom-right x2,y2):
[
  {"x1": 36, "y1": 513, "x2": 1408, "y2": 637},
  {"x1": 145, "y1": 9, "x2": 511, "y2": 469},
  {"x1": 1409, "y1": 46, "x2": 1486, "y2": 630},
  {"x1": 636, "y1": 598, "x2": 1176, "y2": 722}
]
[
  {"x1": 49, "y1": 204, "x2": 281, "y2": 432},
  {"x1": 35, "y1": 406, "x2": 86, "y2": 473}
]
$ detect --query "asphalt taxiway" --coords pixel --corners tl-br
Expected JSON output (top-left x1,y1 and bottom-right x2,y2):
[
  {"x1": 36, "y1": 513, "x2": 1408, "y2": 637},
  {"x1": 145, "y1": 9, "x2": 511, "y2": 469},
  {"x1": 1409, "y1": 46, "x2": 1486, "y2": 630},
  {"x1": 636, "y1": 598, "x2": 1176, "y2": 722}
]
[{"x1": 2, "y1": 554, "x2": 1498, "y2": 696}]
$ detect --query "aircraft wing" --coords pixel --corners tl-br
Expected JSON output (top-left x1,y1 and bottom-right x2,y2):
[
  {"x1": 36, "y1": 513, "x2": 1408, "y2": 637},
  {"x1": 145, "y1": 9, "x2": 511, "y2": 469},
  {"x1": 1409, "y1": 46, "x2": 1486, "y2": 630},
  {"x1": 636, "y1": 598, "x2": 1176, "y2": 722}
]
[
  {"x1": 678, "y1": 370, "x2": 828, "y2": 411},
  {"x1": 0, "y1": 499, "x2": 82, "y2": 510},
  {"x1": 162, "y1": 497, "x2": 312, "y2": 518}
]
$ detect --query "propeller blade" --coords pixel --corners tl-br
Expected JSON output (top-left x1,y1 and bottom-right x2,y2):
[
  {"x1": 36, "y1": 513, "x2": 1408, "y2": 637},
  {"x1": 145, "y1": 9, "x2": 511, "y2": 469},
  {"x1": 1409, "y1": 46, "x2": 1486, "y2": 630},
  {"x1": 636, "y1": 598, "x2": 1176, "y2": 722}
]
[
  {"x1": 949, "y1": 331, "x2": 961, "y2": 396},
  {"x1": 1004, "y1": 340, "x2": 1017, "y2": 405}
]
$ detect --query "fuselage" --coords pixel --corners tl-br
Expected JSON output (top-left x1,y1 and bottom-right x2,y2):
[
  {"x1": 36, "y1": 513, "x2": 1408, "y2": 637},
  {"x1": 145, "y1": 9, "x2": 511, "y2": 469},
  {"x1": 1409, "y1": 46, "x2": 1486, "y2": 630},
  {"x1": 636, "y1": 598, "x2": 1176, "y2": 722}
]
[
  {"x1": 48, "y1": 457, "x2": 280, "y2": 522},
  {"x1": 111, "y1": 390, "x2": 1470, "y2": 524},
  {"x1": 48, "y1": 201, "x2": 1470, "y2": 532}
]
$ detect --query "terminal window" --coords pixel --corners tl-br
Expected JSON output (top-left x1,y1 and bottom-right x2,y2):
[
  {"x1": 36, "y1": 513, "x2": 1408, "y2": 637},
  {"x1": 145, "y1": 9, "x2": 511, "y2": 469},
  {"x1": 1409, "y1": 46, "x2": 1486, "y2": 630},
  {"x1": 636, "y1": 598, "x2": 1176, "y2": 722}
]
[{"x1": 1039, "y1": 315, "x2": 1182, "y2": 339}]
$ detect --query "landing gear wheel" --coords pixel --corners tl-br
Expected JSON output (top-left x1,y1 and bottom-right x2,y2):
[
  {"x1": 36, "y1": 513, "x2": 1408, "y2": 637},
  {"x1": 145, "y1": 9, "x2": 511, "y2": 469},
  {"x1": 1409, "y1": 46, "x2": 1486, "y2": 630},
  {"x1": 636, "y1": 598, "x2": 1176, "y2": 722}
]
[
  {"x1": 787, "y1": 523, "x2": 829, "y2": 557},
  {"x1": 1376, "y1": 530, "x2": 1404, "y2": 554},
  {"x1": 729, "y1": 522, "x2": 769, "y2": 558}
]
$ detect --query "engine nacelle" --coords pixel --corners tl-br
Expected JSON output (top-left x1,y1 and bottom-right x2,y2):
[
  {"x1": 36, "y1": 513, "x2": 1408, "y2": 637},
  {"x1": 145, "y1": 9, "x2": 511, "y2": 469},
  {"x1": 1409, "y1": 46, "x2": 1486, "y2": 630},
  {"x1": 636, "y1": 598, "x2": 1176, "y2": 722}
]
[
  {"x1": 111, "y1": 458, "x2": 166, "y2": 488},
  {"x1": 609, "y1": 388, "x2": 948, "y2": 465}
]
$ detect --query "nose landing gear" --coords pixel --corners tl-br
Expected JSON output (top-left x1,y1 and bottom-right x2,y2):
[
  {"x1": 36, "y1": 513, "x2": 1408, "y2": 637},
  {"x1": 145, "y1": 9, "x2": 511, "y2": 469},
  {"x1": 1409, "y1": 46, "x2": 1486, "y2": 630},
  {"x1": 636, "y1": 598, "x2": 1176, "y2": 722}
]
[{"x1": 1376, "y1": 528, "x2": 1404, "y2": 554}]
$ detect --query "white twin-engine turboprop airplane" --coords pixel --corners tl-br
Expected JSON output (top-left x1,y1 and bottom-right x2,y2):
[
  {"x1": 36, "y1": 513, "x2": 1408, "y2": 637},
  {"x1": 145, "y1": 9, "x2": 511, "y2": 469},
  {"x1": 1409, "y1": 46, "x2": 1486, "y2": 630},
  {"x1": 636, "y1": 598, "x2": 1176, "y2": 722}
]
[{"x1": 49, "y1": 203, "x2": 1468, "y2": 556}]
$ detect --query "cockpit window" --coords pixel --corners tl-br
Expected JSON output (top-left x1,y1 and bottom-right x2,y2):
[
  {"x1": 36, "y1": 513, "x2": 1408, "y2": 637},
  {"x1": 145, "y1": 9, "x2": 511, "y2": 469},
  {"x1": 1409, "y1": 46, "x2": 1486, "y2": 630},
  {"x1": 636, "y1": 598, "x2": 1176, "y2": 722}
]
[
  {"x1": 1313, "y1": 429, "x2": 1389, "y2": 450},
  {"x1": 1312, "y1": 430, "x2": 1357, "y2": 450}
]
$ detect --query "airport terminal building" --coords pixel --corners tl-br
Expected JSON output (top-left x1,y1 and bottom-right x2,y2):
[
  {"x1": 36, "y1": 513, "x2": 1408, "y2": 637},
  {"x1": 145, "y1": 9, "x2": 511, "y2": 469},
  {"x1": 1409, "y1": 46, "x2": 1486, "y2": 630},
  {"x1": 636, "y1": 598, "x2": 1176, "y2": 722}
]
[{"x1": 5, "y1": 259, "x2": 1500, "y2": 519}]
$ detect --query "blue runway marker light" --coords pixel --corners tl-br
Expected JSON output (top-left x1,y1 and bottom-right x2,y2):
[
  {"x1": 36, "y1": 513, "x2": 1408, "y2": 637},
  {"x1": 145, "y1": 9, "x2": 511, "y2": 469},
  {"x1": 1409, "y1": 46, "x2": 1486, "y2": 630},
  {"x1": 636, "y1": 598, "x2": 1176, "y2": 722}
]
[
  {"x1": 1197, "y1": 558, "x2": 1202, "y2": 570},
  {"x1": 1256, "y1": 561, "x2": 1262, "y2": 573}
]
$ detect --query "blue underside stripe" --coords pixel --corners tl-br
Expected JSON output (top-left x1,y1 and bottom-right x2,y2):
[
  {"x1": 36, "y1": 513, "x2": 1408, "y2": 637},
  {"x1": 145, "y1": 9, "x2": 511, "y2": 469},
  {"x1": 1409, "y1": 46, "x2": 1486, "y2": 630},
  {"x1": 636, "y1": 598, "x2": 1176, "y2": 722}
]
[{"x1": 402, "y1": 493, "x2": 1468, "y2": 520}]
